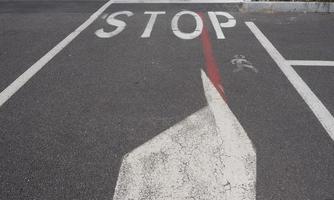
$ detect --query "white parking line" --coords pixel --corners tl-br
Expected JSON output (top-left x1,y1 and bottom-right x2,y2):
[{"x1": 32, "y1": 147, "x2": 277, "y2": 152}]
[
  {"x1": 0, "y1": 0, "x2": 114, "y2": 108},
  {"x1": 287, "y1": 60, "x2": 334, "y2": 67},
  {"x1": 246, "y1": 21, "x2": 334, "y2": 141}
]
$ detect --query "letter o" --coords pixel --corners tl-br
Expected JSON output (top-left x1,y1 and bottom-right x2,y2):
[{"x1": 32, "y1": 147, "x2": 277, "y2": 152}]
[{"x1": 171, "y1": 11, "x2": 203, "y2": 40}]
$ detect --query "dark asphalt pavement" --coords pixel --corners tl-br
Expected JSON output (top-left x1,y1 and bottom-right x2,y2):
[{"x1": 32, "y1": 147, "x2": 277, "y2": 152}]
[{"x1": 0, "y1": 2, "x2": 333, "y2": 200}]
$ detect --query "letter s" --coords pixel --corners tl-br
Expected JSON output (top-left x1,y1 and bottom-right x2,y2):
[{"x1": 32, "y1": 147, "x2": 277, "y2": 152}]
[{"x1": 95, "y1": 11, "x2": 134, "y2": 38}]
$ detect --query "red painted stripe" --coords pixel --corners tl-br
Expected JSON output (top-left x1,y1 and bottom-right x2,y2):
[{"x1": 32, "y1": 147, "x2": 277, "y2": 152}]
[{"x1": 198, "y1": 12, "x2": 227, "y2": 102}]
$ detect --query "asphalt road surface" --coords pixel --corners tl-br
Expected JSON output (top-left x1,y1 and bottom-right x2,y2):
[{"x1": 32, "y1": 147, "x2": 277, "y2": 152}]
[{"x1": 0, "y1": 1, "x2": 334, "y2": 200}]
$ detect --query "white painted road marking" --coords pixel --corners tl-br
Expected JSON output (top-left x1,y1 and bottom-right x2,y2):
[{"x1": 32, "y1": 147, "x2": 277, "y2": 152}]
[
  {"x1": 95, "y1": 11, "x2": 134, "y2": 38},
  {"x1": 246, "y1": 21, "x2": 334, "y2": 141},
  {"x1": 171, "y1": 11, "x2": 203, "y2": 40},
  {"x1": 113, "y1": 70, "x2": 256, "y2": 200},
  {"x1": 0, "y1": 0, "x2": 114, "y2": 108},
  {"x1": 141, "y1": 11, "x2": 166, "y2": 38},
  {"x1": 201, "y1": 70, "x2": 256, "y2": 200},
  {"x1": 231, "y1": 55, "x2": 258, "y2": 73},
  {"x1": 96, "y1": 11, "x2": 236, "y2": 39},
  {"x1": 287, "y1": 60, "x2": 334, "y2": 67},
  {"x1": 208, "y1": 11, "x2": 236, "y2": 39}
]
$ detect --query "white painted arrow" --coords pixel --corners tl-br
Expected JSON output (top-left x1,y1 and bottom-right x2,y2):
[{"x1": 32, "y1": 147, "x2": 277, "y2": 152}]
[{"x1": 113, "y1": 70, "x2": 256, "y2": 200}]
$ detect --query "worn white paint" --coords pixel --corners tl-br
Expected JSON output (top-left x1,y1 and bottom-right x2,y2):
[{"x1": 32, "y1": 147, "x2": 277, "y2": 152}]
[
  {"x1": 141, "y1": 11, "x2": 166, "y2": 38},
  {"x1": 171, "y1": 11, "x2": 203, "y2": 40},
  {"x1": 246, "y1": 21, "x2": 334, "y2": 141},
  {"x1": 97, "y1": 11, "x2": 236, "y2": 39},
  {"x1": 95, "y1": 11, "x2": 134, "y2": 38},
  {"x1": 113, "y1": 70, "x2": 256, "y2": 200},
  {"x1": 0, "y1": 0, "x2": 114, "y2": 108},
  {"x1": 208, "y1": 12, "x2": 236, "y2": 39},
  {"x1": 287, "y1": 60, "x2": 334, "y2": 67},
  {"x1": 231, "y1": 55, "x2": 258, "y2": 73},
  {"x1": 201, "y1": 70, "x2": 256, "y2": 200},
  {"x1": 101, "y1": 13, "x2": 108, "y2": 19}
]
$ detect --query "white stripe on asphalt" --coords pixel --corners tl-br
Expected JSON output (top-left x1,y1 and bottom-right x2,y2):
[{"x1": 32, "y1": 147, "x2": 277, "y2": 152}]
[
  {"x1": 287, "y1": 60, "x2": 334, "y2": 67},
  {"x1": 246, "y1": 21, "x2": 334, "y2": 141},
  {"x1": 0, "y1": 0, "x2": 114, "y2": 108},
  {"x1": 113, "y1": 70, "x2": 256, "y2": 200}
]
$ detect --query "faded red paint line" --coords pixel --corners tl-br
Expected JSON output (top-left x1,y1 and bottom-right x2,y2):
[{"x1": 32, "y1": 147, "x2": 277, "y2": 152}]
[{"x1": 198, "y1": 12, "x2": 227, "y2": 102}]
